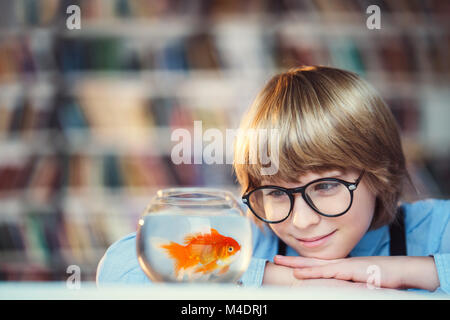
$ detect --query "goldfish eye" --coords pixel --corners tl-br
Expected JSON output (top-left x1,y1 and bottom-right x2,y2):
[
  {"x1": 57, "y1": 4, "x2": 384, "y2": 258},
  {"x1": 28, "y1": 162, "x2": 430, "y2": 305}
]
[{"x1": 228, "y1": 246, "x2": 234, "y2": 252}]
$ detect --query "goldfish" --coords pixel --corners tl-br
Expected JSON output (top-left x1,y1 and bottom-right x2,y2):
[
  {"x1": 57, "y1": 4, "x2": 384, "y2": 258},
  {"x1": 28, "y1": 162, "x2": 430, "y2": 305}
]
[{"x1": 159, "y1": 228, "x2": 241, "y2": 280}]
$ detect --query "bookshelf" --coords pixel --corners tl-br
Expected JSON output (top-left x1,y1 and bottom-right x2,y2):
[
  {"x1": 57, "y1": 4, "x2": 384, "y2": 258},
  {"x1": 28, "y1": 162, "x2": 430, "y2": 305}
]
[{"x1": 0, "y1": 0, "x2": 449, "y2": 281}]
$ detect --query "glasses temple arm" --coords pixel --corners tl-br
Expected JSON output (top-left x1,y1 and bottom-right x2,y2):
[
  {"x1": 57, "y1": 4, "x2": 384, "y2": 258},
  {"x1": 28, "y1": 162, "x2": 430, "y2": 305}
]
[{"x1": 355, "y1": 169, "x2": 366, "y2": 185}]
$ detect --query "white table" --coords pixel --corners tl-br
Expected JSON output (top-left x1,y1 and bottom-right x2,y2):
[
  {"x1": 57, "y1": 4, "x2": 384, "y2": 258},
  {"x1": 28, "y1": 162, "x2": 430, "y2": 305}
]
[{"x1": 0, "y1": 282, "x2": 447, "y2": 300}]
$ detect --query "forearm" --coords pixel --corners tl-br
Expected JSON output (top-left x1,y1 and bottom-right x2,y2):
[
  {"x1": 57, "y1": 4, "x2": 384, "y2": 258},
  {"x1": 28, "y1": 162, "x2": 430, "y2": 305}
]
[{"x1": 403, "y1": 256, "x2": 440, "y2": 292}]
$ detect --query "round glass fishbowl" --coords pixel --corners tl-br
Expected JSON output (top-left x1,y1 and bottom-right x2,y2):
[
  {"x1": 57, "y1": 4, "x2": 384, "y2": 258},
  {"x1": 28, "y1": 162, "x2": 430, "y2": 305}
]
[{"x1": 136, "y1": 187, "x2": 252, "y2": 283}]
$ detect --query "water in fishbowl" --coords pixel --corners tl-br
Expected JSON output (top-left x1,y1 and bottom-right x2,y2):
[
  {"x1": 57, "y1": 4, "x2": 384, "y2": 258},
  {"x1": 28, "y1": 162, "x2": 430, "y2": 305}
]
[{"x1": 137, "y1": 209, "x2": 252, "y2": 283}]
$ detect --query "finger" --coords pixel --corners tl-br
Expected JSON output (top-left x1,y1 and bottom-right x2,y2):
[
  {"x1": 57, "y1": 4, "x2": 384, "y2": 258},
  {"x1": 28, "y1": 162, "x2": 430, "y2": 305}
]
[
  {"x1": 293, "y1": 266, "x2": 329, "y2": 279},
  {"x1": 293, "y1": 263, "x2": 371, "y2": 284},
  {"x1": 274, "y1": 255, "x2": 340, "y2": 268},
  {"x1": 293, "y1": 265, "x2": 354, "y2": 281},
  {"x1": 295, "y1": 278, "x2": 367, "y2": 289},
  {"x1": 316, "y1": 279, "x2": 367, "y2": 289},
  {"x1": 274, "y1": 256, "x2": 322, "y2": 268}
]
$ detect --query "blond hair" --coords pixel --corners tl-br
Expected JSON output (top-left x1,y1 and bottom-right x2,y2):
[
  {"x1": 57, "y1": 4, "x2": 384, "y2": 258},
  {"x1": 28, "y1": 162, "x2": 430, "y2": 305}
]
[{"x1": 233, "y1": 65, "x2": 414, "y2": 230}]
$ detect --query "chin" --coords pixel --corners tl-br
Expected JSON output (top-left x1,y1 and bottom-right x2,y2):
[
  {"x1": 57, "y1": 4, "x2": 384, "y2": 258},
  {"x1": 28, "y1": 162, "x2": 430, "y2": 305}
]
[{"x1": 298, "y1": 247, "x2": 350, "y2": 260}]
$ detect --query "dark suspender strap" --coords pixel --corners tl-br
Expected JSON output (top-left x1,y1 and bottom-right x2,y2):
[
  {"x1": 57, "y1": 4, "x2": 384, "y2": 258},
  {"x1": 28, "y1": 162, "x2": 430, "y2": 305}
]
[
  {"x1": 389, "y1": 206, "x2": 407, "y2": 256},
  {"x1": 278, "y1": 239, "x2": 287, "y2": 256}
]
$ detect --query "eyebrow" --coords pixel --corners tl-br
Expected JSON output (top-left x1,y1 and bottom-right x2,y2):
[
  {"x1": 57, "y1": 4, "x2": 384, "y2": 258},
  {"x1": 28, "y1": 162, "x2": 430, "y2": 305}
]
[
  {"x1": 319, "y1": 171, "x2": 345, "y2": 180},
  {"x1": 261, "y1": 171, "x2": 345, "y2": 187}
]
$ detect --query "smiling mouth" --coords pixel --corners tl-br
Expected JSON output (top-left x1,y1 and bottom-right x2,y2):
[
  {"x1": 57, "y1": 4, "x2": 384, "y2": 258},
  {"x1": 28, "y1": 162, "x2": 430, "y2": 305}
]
[{"x1": 296, "y1": 229, "x2": 337, "y2": 247}]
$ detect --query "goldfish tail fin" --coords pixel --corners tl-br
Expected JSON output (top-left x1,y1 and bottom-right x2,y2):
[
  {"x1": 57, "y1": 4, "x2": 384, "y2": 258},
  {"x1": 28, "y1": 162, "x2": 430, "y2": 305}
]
[{"x1": 159, "y1": 242, "x2": 187, "y2": 276}]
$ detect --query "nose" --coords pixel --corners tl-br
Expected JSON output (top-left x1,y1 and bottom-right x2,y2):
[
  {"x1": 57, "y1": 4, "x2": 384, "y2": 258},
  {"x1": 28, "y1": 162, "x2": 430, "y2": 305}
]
[{"x1": 290, "y1": 194, "x2": 321, "y2": 229}]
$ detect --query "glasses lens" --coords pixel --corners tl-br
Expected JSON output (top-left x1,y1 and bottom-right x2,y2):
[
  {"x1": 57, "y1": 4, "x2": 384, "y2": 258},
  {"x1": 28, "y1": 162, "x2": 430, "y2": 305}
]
[
  {"x1": 248, "y1": 188, "x2": 291, "y2": 222},
  {"x1": 305, "y1": 180, "x2": 351, "y2": 215}
]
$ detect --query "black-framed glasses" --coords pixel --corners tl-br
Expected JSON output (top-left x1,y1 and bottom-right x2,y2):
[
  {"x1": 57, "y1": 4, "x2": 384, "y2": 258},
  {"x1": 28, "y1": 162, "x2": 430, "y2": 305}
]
[{"x1": 242, "y1": 170, "x2": 365, "y2": 224}]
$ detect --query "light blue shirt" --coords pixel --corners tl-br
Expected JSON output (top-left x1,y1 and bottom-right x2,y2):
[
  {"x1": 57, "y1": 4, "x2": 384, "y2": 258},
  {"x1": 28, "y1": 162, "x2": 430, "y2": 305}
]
[{"x1": 97, "y1": 199, "x2": 450, "y2": 294}]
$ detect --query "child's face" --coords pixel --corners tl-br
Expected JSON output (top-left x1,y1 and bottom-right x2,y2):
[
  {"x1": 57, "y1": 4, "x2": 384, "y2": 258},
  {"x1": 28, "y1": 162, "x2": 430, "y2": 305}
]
[{"x1": 264, "y1": 168, "x2": 376, "y2": 260}]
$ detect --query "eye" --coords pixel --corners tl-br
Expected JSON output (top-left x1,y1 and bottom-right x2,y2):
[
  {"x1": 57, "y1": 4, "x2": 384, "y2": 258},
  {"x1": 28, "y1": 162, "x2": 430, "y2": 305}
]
[
  {"x1": 228, "y1": 246, "x2": 234, "y2": 252},
  {"x1": 314, "y1": 182, "x2": 339, "y2": 191},
  {"x1": 266, "y1": 190, "x2": 287, "y2": 197}
]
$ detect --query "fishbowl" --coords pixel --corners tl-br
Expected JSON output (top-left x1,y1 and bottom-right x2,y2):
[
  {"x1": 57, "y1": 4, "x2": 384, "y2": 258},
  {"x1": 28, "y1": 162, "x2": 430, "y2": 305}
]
[{"x1": 136, "y1": 187, "x2": 253, "y2": 283}]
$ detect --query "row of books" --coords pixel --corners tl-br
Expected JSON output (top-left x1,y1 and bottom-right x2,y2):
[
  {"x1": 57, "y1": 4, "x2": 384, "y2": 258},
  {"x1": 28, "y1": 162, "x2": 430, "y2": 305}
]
[
  {"x1": 0, "y1": 87, "x2": 231, "y2": 136},
  {"x1": 1, "y1": 32, "x2": 448, "y2": 78},
  {"x1": 5, "y1": 0, "x2": 449, "y2": 26},
  {"x1": 0, "y1": 198, "x2": 139, "y2": 280},
  {"x1": 0, "y1": 92, "x2": 422, "y2": 147},
  {"x1": 53, "y1": 33, "x2": 223, "y2": 72},
  {"x1": 0, "y1": 153, "x2": 236, "y2": 196}
]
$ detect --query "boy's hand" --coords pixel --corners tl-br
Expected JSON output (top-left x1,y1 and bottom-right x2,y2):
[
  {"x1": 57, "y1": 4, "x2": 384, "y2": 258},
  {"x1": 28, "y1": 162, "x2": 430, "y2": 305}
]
[
  {"x1": 263, "y1": 261, "x2": 366, "y2": 288},
  {"x1": 273, "y1": 255, "x2": 440, "y2": 291}
]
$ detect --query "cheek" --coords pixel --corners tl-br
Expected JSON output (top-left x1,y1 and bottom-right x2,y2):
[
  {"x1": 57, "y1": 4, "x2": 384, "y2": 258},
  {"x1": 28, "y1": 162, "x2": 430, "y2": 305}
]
[
  {"x1": 269, "y1": 223, "x2": 289, "y2": 241},
  {"x1": 337, "y1": 185, "x2": 376, "y2": 241}
]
